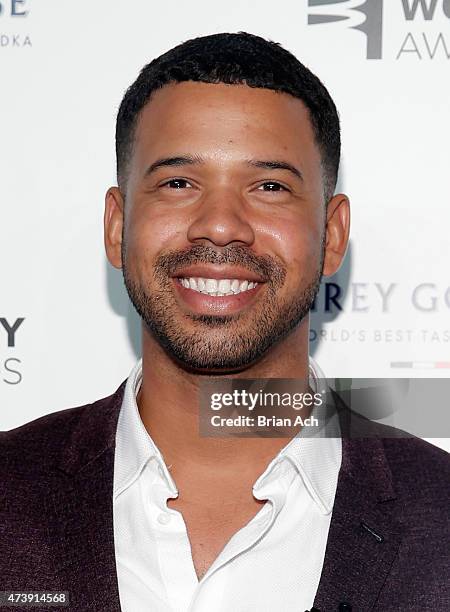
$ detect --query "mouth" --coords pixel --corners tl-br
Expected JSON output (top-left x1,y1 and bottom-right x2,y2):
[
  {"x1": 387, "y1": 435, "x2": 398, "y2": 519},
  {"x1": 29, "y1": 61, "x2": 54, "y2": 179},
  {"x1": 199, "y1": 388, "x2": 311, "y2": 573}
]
[{"x1": 172, "y1": 274, "x2": 266, "y2": 315}]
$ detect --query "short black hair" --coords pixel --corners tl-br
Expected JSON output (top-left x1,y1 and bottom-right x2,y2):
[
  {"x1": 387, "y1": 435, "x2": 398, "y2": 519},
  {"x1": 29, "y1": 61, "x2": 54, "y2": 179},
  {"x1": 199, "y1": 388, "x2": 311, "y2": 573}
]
[{"x1": 116, "y1": 31, "x2": 340, "y2": 201}]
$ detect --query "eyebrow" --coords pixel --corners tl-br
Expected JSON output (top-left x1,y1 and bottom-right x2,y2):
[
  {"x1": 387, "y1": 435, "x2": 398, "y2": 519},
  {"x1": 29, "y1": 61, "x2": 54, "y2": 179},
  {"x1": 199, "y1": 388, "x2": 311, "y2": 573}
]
[
  {"x1": 144, "y1": 155, "x2": 203, "y2": 177},
  {"x1": 248, "y1": 159, "x2": 304, "y2": 182},
  {"x1": 144, "y1": 155, "x2": 304, "y2": 181}
]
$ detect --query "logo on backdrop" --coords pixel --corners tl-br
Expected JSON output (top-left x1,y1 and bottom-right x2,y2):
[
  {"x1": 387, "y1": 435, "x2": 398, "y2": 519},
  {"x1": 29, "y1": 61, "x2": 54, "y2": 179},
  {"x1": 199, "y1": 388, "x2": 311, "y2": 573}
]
[
  {"x1": 0, "y1": 317, "x2": 24, "y2": 384},
  {"x1": 307, "y1": 0, "x2": 450, "y2": 60},
  {"x1": 310, "y1": 282, "x2": 450, "y2": 370},
  {"x1": 308, "y1": 0, "x2": 384, "y2": 59},
  {"x1": 312, "y1": 281, "x2": 450, "y2": 313},
  {"x1": 0, "y1": 0, "x2": 31, "y2": 49}
]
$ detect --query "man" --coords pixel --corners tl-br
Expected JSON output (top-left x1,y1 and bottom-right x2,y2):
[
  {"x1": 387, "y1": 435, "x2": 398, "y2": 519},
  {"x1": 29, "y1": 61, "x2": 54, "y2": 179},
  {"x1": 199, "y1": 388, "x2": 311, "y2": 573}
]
[{"x1": 0, "y1": 32, "x2": 448, "y2": 612}]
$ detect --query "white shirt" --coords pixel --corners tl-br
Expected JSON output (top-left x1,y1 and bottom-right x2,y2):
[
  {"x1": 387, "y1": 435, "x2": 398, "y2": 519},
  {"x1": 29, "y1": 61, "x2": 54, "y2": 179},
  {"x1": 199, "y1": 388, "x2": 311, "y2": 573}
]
[{"x1": 113, "y1": 358, "x2": 342, "y2": 612}]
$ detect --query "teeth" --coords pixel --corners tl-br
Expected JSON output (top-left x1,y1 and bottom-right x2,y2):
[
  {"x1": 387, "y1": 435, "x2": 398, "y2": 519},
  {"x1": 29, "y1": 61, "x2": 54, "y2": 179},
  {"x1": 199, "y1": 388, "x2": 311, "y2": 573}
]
[
  {"x1": 205, "y1": 279, "x2": 218, "y2": 293},
  {"x1": 231, "y1": 279, "x2": 240, "y2": 293},
  {"x1": 218, "y1": 279, "x2": 231, "y2": 293},
  {"x1": 178, "y1": 277, "x2": 258, "y2": 296}
]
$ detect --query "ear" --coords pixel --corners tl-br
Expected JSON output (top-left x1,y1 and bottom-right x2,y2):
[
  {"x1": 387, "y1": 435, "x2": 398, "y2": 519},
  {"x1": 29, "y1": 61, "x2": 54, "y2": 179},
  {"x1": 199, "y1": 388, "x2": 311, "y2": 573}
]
[
  {"x1": 322, "y1": 193, "x2": 350, "y2": 277},
  {"x1": 104, "y1": 187, "x2": 124, "y2": 269}
]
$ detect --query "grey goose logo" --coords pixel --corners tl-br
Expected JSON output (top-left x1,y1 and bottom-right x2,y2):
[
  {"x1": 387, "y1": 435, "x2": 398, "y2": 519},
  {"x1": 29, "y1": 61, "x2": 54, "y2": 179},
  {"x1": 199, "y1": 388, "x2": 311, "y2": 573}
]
[
  {"x1": 0, "y1": 0, "x2": 29, "y2": 17},
  {"x1": 0, "y1": 0, "x2": 31, "y2": 49},
  {"x1": 308, "y1": 0, "x2": 384, "y2": 59}
]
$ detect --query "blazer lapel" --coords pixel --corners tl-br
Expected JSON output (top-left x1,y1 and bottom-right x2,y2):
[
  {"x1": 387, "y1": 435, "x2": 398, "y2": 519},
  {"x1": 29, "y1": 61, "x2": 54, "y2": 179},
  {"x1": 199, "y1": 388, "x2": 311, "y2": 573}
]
[
  {"x1": 48, "y1": 381, "x2": 127, "y2": 612},
  {"x1": 312, "y1": 394, "x2": 405, "y2": 611}
]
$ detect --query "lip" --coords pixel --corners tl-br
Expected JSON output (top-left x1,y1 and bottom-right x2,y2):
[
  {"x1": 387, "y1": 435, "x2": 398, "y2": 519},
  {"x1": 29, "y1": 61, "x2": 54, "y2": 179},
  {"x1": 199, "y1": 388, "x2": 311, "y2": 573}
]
[
  {"x1": 172, "y1": 277, "x2": 264, "y2": 315},
  {"x1": 170, "y1": 265, "x2": 266, "y2": 283}
]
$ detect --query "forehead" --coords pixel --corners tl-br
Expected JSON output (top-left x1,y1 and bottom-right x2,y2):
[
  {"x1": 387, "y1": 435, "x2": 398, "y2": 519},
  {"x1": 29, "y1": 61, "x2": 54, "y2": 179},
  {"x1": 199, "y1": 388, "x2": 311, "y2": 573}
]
[{"x1": 132, "y1": 81, "x2": 320, "y2": 165}]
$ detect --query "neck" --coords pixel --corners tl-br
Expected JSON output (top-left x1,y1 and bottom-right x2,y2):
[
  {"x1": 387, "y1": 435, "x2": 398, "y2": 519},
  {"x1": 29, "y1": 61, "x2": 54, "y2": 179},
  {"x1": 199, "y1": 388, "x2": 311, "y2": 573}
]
[{"x1": 136, "y1": 318, "x2": 311, "y2": 482}]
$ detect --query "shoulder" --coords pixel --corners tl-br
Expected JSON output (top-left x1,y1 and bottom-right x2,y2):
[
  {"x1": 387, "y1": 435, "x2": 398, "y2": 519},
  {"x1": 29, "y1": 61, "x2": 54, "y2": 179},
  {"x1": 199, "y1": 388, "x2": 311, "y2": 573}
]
[
  {"x1": 382, "y1": 432, "x2": 450, "y2": 505},
  {"x1": 334, "y1": 388, "x2": 449, "y2": 464},
  {"x1": 339, "y1": 400, "x2": 450, "y2": 508},
  {"x1": 0, "y1": 380, "x2": 127, "y2": 479},
  {"x1": 353, "y1": 411, "x2": 449, "y2": 478}
]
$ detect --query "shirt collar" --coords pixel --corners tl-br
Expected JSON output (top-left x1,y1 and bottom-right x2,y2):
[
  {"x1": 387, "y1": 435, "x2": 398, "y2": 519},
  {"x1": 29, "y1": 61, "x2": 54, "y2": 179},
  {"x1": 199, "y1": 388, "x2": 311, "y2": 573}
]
[
  {"x1": 113, "y1": 358, "x2": 176, "y2": 499},
  {"x1": 250, "y1": 355, "x2": 341, "y2": 515},
  {"x1": 113, "y1": 357, "x2": 341, "y2": 514}
]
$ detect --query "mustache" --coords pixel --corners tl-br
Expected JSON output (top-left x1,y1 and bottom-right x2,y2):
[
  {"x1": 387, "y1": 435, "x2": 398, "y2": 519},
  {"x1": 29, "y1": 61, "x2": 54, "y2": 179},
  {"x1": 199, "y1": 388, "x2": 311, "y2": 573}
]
[{"x1": 155, "y1": 244, "x2": 286, "y2": 287}]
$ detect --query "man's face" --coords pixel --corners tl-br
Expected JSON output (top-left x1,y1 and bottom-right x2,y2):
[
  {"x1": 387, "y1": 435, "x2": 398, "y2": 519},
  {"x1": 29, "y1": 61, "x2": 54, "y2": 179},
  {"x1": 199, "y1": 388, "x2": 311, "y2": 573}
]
[{"x1": 112, "y1": 82, "x2": 330, "y2": 372}]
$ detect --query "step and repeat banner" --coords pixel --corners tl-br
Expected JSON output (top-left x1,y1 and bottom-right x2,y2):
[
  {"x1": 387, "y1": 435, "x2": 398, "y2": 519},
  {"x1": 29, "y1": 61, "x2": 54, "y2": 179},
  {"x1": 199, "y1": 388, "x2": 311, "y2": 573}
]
[{"x1": 1, "y1": 1, "x2": 449, "y2": 449}]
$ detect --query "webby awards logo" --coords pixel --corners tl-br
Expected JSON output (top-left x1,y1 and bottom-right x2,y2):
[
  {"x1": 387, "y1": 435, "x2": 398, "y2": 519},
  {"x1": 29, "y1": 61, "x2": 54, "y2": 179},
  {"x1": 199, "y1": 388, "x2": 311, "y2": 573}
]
[
  {"x1": 308, "y1": 0, "x2": 384, "y2": 59},
  {"x1": 307, "y1": 0, "x2": 450, "y2": 60}
]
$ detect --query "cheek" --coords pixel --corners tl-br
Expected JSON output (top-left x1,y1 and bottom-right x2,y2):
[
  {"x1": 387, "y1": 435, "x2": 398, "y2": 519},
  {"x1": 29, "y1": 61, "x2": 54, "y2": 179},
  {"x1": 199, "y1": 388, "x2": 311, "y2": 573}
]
[
  {"x1": 258, "y1": 214, "x2": 323, "y2": 272},
  {"x1": 124, "y1": 208, "x2": 186, "y2": 275}
]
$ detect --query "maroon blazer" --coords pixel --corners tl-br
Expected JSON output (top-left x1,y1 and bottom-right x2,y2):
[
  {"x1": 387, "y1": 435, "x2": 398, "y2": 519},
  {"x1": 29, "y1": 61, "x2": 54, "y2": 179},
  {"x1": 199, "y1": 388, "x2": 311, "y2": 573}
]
[{"x1": 0, "y1": 381, "x2": 449, "y2": 611}]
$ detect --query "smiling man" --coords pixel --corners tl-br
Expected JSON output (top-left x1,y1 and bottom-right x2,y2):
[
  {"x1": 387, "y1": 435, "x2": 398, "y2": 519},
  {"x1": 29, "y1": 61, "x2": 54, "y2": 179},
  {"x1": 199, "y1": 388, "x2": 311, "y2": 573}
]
[{"x1": 1, "y1": 32, "x2": 449, "y2": 612}]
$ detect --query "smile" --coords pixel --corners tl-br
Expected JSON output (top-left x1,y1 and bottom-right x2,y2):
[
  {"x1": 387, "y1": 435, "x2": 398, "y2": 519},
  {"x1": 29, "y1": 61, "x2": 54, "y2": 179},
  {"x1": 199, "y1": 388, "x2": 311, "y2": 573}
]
[
  {"x1": 172, "y1": 275, "x2": 264, "y2": 315},
  {"x1": 176, "y1": 277, "x2": 258, "y2": 297}
]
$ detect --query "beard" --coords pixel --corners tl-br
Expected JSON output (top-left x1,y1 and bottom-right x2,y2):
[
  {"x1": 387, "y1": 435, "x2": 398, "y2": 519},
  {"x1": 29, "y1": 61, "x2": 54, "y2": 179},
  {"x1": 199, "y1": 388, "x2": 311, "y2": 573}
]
[{"x1": 122, "y1": 239, "x2": 324, "y2": 373}]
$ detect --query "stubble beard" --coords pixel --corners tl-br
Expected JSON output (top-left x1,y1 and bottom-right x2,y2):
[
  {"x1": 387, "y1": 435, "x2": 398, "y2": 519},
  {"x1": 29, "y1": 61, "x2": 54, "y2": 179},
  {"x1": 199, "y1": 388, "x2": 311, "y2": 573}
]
[{"x1": 122, "y1": 239, "x2": 325, "y2": 373}]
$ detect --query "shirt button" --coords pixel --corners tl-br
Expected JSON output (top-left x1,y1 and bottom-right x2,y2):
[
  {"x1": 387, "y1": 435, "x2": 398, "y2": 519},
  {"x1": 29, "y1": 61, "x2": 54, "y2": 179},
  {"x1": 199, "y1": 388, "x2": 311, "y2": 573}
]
[{"x1": 157, "y1": 512, "x2": 171, "y2": 525}]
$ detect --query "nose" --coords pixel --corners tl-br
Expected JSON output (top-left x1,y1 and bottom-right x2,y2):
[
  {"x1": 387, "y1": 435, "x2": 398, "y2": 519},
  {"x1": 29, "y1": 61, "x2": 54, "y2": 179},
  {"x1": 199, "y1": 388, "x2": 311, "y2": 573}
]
[{"x1": 186, "y1": 186, "x2": 255, "y2": 248}]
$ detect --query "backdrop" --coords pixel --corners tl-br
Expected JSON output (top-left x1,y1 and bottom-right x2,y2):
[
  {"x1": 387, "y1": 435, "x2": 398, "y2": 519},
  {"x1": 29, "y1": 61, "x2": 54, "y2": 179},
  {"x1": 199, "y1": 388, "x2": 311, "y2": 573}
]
[{"x1": 1, "y1": 0, "x2": 449, "y2": 451}]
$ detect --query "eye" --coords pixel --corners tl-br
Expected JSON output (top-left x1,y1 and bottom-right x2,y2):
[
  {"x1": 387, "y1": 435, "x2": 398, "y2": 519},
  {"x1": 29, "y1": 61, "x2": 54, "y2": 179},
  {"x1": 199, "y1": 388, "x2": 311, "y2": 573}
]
[
  {"x1": 257, "y1": 181, "x2": 288, "y2": 192},
  {"x1": 161, "y1": 178, "x2": 192, "y2": 189}
]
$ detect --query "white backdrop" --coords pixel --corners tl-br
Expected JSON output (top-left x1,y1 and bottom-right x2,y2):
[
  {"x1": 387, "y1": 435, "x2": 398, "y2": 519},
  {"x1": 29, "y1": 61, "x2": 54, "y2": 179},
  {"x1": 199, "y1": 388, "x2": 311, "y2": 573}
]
[{"x1": 1, "y1": 0, "x2": 449, "y2": 451}]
